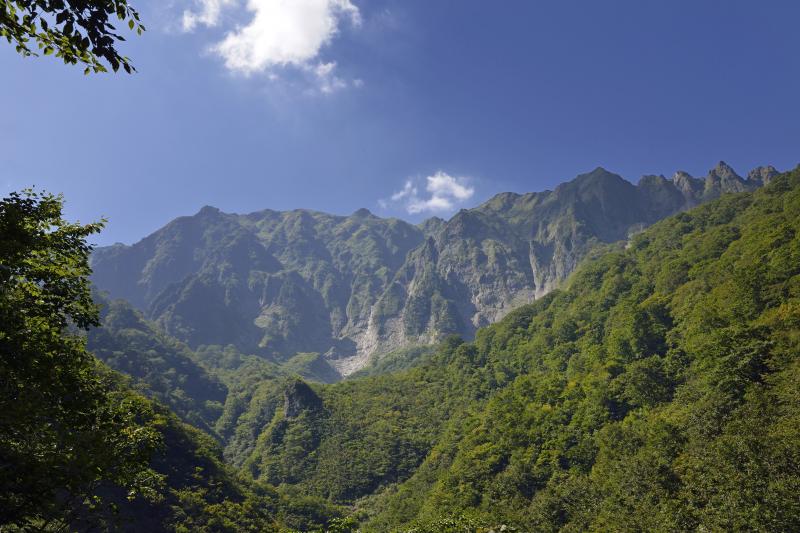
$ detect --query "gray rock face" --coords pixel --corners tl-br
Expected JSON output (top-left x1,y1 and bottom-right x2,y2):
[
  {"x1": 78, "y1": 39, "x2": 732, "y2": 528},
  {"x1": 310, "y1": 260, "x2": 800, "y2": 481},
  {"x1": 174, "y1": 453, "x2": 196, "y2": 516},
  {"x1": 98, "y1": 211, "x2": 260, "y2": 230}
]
[
  {"x1": 91, "y1": 162, "x2": 773, "y2": 375},
  {"x1": 705, "y1": 161, "x2": 751, "y2": 196},
  {"x1": 672, "y1": 171, "x2": 705, "y2": 206},
  {"x1": 283, "y1": 380, "x2": 322, "y2": 419},
  {"x1": 747, "y1": 165, "x2": 779, "y2": 186}
]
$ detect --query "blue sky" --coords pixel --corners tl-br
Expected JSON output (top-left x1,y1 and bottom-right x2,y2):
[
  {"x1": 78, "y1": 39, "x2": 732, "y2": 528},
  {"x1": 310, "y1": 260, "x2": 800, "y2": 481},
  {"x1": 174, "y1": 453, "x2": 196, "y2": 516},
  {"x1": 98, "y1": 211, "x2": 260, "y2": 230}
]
[{"x1": 2, "y1": 0, "x2": 799, "y2": 245}]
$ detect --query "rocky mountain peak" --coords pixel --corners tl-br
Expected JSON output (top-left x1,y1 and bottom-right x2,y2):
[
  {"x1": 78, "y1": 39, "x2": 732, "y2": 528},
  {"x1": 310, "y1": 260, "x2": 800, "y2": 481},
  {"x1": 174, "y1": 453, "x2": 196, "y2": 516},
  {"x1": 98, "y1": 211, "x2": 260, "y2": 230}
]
[
  {"x1": 197, "y1": 205, "x2": 222, "y2": 217},
  {"x1": 747, "y1": 165, "x2": 779, "y2": 186},
  {"x1": 481, "y1": 191, "x2": 522, "y2": 213},
  {"x1": 351, "y1": 208, "x2": 373, "y2": 218},
  {"x1": 671, "y1": 171, "x2": 703, "y2": 199},
  {"x1": 703, "y1": 161, "x2": 752, "y2": 196},
  {"x1": 590, "y1": 166, "x2": 613, "y2": 175},
  {"x1": 283, "y1": 379, "x2": 322, "y2": 418},
  {"x1": 709, "y1": 160, "x2": 740, "y2": 180},
  {"x1": 90, "y1": 163, "x2": 774, "y2": 376},
  {"x1": 573, "y1": 166, "x2": 619, "y2": 185},
  {"x1": 638, "y1": 174, "x2": 669, "y2": 186},
  {"x1": 418, "y1": 216, "x2": 445, "y2": 236}
]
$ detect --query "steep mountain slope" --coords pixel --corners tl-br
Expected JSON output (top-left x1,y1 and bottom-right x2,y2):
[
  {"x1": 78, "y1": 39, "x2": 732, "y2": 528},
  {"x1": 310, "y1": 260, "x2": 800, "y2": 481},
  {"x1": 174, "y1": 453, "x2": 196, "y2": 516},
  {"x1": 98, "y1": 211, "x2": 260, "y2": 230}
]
[
  {"x1": 221, "y1": 166, "x2": 799, "y2": 531},
  {"x1": 91, "y1": 162, "x2": 770, "y2": 375},
  {"x1": 0, "y1": 189, "x2": 347, "y2": 533},
  {"x1": 382, "y1": 165, "x2": 800, "y2": 531},
  {"x1": 92, "y1": 207, "x2": 425, "y2": 376},
  {"x1": 75, "y1": 370, "x2": 350, "y2": 532},
  {"x1": 87, "y1": 295, "x2": 228, "y2": 434},
  {"x1": 214, "y1": 338, "x2": 479, "y2": 502}
]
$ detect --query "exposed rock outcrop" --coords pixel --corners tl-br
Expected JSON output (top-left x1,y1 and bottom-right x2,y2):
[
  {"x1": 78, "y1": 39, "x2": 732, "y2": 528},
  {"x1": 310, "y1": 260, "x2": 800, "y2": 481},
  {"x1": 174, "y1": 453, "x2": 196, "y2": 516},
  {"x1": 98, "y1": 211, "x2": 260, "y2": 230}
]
[
  {"x1": 283, "y1": 380, "x2": 322, "y2": 419},
  {"x1": 91, "y1": 162, "x2": 775, "y2": 375}
]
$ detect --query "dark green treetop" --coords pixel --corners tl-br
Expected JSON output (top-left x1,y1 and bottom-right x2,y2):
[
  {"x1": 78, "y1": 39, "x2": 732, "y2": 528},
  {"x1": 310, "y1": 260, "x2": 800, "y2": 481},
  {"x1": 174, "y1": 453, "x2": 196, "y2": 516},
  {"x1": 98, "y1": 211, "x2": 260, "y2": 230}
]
[
  {"x1": 0, "y1": 0, "x2": 144, "y2": 72},
  {"x1": 0, "y1": 190, "x2": 163, "y2": 529}
]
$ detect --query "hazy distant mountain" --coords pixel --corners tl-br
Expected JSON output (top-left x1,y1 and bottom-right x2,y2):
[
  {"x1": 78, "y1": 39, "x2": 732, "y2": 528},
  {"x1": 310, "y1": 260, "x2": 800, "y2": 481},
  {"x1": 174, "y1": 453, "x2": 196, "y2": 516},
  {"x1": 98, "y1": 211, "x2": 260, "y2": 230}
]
[{"x1": 91, "y1": 161, "x2": 769, "y2": 376}]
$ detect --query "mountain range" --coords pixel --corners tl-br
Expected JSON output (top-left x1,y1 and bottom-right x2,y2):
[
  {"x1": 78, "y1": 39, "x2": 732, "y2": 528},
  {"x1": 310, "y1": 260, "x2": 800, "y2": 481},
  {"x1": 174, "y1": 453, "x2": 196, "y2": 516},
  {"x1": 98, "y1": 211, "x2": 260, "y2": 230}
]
[
  {"x1": 94, "y1": 163, "x2": 800, "y2": 531},
  {"x1": 90, "y1": 162, "x2": 777, "y2": 376},
  {"x1": 8, "y1": 162, "x2": 798, "y2": 531}
]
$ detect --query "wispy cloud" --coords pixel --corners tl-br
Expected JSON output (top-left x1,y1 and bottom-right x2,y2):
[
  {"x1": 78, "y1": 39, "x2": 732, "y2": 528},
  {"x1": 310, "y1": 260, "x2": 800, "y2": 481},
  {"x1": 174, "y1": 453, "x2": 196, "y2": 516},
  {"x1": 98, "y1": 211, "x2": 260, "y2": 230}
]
[
  {"x1": 380, "y1": 172, "x2": 475, "y2": 215},
  {"x1": 182, "y1": 0, "x2": 236, "y2": 32},
  {"x1": 307, "y1": 61, "x2": 347, "y2": 94},
  {"x1": 181, "y1": 0, "x2": 361, "y2": 93}
]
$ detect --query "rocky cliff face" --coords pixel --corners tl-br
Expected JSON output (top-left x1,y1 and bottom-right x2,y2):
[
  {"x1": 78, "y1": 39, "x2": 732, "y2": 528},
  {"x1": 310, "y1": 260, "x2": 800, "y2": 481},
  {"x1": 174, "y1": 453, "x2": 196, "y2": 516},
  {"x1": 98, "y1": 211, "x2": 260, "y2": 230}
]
[
  {"x1": 91, "y1": 162, "x2": 767, "y2": 376},
  {"x1": 283, "y1": 380, "x2": 323, "y2": 419}
]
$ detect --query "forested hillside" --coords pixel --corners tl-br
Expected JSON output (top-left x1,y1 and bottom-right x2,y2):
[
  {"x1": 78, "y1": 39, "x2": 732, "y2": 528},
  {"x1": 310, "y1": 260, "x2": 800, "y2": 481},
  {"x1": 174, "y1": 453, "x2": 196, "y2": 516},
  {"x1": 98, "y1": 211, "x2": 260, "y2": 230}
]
[
  {"x1": 204, "y1": 166, "x2": 800, "y2": 531},
  {"x1": 87, "y1": 294, "x2": 228, "y2": 434},
  {"x1": 0, "y1": 191, "x2": 349, "y2": 532},
  {"x1": 5, "y1": 2, "x2": 797, "y2": 531},
  {"x1": 4, "y1": 167, "x2": 798, "y2": 531},
  {"x1": 370, "y1": 165, "x2": 800, "y2": 531},
  {"x1": 90, "y1": 162, "x2": 773, "y2": 376}
]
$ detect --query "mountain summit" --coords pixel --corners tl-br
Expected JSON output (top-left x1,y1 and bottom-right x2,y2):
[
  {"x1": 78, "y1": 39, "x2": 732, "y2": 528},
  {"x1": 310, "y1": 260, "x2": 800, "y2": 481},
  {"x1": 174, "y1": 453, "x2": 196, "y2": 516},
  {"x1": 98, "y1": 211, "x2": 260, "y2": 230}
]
[{"x1": 91, "y1": 163, "x2": 770, "y2": 376}]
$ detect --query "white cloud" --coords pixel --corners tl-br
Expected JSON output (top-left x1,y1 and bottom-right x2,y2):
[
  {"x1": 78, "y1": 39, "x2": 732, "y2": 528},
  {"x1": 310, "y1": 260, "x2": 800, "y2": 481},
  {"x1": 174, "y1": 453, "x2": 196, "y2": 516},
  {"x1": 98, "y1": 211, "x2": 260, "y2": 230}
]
[
  {"x1": 426, "y1": 172, "x2": 474, "y2": 201},
  {"x1": 382, "y1": 172, "x2": 475, "y2": 215},
  {"x1": 307, "y1": 61, "x2": 347, "y2": 93},
  {"x1": 213, "y1": 0, "x2": 359, "y2": 73},
  {"x1": 182, "y1": 0, "x2": 236, "y2": 32},
  {"x1": 391, "y1": 180, "x2": 417, "y2": 201},
  {"x1": 180, "y1": 0, "x2": 361, "y2": 92}
]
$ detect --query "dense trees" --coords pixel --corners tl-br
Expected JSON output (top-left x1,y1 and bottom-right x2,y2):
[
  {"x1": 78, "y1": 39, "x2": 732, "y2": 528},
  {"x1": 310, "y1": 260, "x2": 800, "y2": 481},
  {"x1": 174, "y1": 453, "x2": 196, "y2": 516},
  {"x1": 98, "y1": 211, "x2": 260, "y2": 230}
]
[
  {"x1": 3, "y1": 168, "x2": 799, "y2": 530},
  {"x1": 0, "y1": 191, "x2": 341, "y2": 531},
  {"x1": 206, "y1": 169, "x2": 800, "y2": 531},
  {"x1": 0, "y1": 190, "x2": 161, "y2": 528},
  {"x1": 88, "y1": 296, "x2": 228, "y2": 434},
  {"x1": 365, "y1": 167, "x2": 800, "y2": 530}
]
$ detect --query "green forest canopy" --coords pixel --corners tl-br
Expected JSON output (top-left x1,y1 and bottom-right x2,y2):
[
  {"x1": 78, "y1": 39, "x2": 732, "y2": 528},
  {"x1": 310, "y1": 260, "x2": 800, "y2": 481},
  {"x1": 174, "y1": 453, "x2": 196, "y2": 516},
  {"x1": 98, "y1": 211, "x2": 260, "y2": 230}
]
[{"x1": 209, "y1": 168, "x2": 800, "y2": 531}]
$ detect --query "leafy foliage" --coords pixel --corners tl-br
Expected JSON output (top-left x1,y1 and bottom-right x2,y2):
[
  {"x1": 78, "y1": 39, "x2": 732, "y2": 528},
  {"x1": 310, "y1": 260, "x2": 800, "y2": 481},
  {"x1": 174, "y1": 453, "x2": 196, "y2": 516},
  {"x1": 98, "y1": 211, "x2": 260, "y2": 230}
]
[
  {"x1": 0, "y1": 0, "x2": 144, "y2": 73},
  {"x1": 0, "y1": 190, "x2": 162, "y2": 528},
  {"x1": 0, "y1": 190, "x2": 343, "y2": 531}
]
